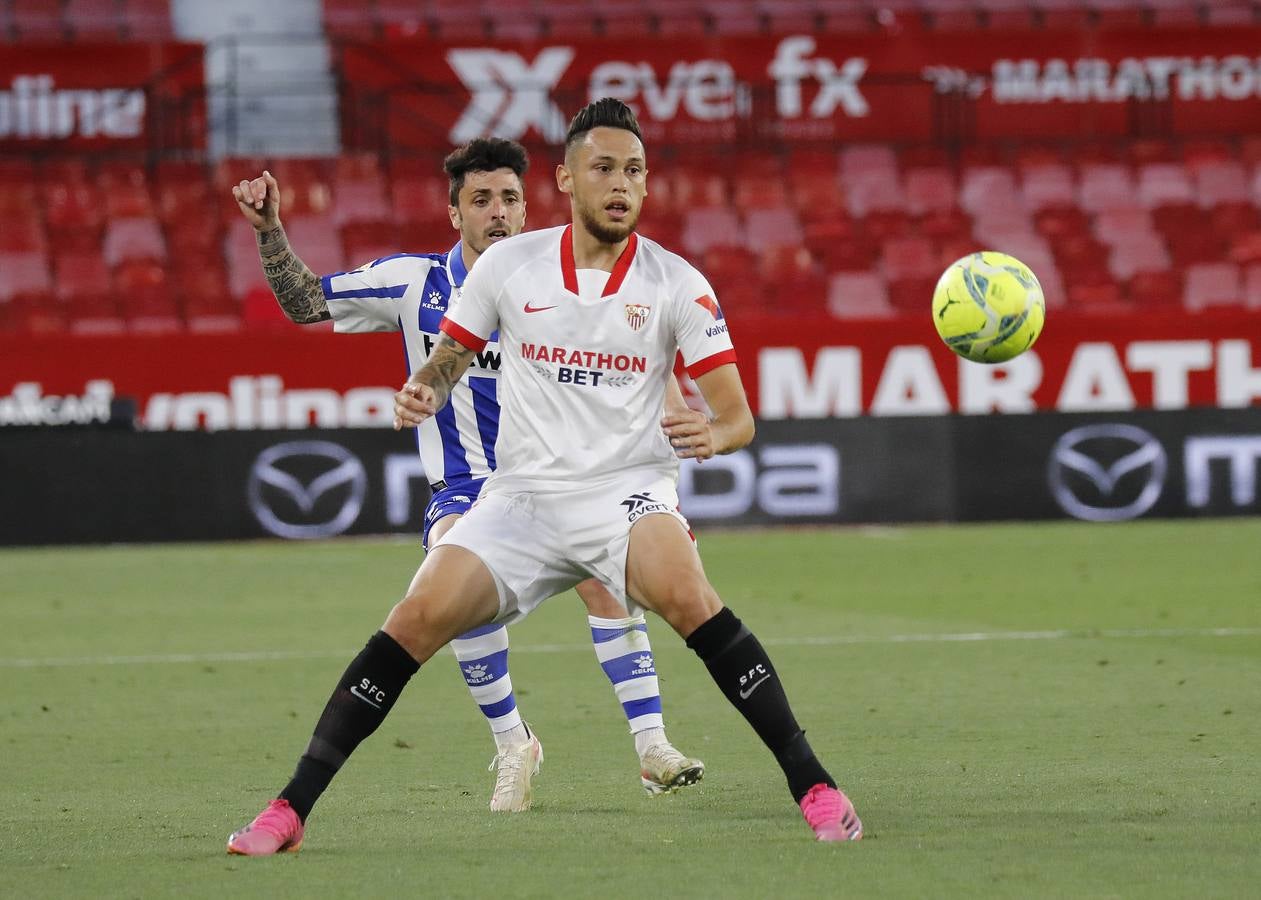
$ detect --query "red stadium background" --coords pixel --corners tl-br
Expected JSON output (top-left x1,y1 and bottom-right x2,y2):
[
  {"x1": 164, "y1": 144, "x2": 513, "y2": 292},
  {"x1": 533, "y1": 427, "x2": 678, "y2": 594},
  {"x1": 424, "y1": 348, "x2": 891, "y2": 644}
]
[{"x1": 2, "y1": 0, "x2": 1260, "y2": 432}]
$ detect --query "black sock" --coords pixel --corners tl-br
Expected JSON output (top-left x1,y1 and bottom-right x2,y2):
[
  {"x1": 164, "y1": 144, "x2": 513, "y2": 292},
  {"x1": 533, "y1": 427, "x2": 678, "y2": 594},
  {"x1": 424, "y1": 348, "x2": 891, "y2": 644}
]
[
  {"x1": 686, "y1": 608, "x2": 835, "y2": 802},
  {"x1": 279, "y1": 631, "x2": 420, "y2": 821}
]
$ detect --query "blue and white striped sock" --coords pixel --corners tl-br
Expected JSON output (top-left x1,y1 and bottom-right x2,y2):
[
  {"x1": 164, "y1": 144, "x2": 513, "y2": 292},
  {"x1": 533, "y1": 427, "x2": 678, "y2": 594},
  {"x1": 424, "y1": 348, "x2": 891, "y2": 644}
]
[
  {"x1": 589, "y1": 614, "x2": 666, "y2": 749},
  {"x1": 450, "y1": 623, "x2": 527, "y2": 751}
]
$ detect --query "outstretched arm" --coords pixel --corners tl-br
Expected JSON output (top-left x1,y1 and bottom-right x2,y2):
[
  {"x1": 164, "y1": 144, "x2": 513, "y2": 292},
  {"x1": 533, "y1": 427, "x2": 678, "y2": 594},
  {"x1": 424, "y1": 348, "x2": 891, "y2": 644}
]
[
  {"x1": 392, "y1": 334, "x2": 478, "y2": 429},
  {"x1": 661, "y1": 364, "x2": 754, "y2": 460},
  {"x1": 232, "y1": 170, "x2": 329, "y2": 324}
]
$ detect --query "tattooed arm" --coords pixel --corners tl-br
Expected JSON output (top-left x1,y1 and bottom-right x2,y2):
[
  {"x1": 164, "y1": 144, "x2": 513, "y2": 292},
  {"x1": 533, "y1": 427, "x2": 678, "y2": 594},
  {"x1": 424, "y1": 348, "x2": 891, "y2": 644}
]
[
  {"x1": 392, "y1": 334, "x2": 476, "y2": 430},
  {"x1": 255, "y1": 224, "x2": 329, "y2": 324},
  {"x1": 231, "y1": 170, "x2": 330, "y2": 325}
]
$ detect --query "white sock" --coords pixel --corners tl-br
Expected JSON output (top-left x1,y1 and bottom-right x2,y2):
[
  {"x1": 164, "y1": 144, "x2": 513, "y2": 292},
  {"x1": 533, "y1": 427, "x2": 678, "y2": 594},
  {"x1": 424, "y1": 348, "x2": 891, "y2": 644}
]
[
  {"x1": 492, "y1": 722, "x2": 530, "y2": 752},
  {"x1": 634, "y1": 726, "x2": 668, "y2": 757}
]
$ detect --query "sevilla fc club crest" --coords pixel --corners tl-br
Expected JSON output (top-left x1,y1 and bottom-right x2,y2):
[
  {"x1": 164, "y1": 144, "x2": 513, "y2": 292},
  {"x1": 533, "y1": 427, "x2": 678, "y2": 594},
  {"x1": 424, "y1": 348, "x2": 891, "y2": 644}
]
[{"x1": 624, "y1": 303, "x2": 650, "y2": 331}]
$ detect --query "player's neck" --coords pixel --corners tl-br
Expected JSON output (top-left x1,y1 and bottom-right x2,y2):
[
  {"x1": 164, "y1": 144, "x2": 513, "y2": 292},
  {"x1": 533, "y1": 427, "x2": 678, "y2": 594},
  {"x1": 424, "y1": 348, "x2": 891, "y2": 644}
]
[
  {"x1": 570, "y1": 222, "x2": 629, "y2": 273},
  {"x1": 459, "y1": 239, "x2": 481, "y2": 272}
]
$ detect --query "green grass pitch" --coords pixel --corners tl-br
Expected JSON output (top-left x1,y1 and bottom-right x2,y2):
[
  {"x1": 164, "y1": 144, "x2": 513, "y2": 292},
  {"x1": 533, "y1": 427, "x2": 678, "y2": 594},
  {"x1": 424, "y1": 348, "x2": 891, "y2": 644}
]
[{"x1": 2, "y1": 520, "x2": 1259, "y2": 899}]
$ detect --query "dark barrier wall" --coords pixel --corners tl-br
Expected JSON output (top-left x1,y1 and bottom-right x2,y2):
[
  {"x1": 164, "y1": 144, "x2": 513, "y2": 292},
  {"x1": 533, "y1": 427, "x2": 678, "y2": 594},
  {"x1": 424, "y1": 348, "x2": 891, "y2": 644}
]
[{"x1": 4, "y1": 408, "x2": 1260, "y2": 545}]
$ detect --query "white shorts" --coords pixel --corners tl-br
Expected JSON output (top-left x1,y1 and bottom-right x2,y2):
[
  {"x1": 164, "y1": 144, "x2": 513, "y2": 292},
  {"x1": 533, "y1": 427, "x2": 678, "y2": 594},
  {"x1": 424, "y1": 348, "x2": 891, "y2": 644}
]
[{"x1": 434, "y1": 474, "x2": 690, "y2": 624}]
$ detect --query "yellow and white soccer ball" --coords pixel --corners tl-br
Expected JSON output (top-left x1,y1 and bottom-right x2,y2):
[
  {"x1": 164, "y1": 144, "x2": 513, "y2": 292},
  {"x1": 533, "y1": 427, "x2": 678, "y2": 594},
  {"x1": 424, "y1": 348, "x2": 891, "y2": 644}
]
[{"x1": 931, "y1": 251, "x2": 1046, "y2": 364}]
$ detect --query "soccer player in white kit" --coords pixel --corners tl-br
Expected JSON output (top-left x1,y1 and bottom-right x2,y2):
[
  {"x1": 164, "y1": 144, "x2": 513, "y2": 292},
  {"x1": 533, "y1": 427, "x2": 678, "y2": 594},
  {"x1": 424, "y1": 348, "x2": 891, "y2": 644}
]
[
  {"x1": 227, "y1": 100, "x2": 861, "y2": 854},
  {"x1": 229, "y1": 140, "x2": 702, "y2": 815}
]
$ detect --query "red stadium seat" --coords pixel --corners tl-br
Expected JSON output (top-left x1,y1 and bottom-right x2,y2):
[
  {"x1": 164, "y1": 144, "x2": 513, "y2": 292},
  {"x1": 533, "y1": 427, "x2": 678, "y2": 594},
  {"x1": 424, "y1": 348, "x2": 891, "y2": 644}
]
[
  {"x1": 1244, "y1": 264, "x2": 1261, "y2": 310},
  {"x1": 744, "y1": 207, "x2": 804, "y2": 251},
  {"x1": 682, "y1": 206, "x2": 744, "y2": 256},
  {"x1": 1183, "y1": 262, "x2": 1242, "y2": 311},
  {"x1": 1127, "y1": 270, "x2": 1183, "y2": 308},
  {"x1": 1021, "y1": 164, "x2": 1076, "y2": 212},
  {"x1": 121, "y1": 0, "x2": 172, "y2": 39},
  {"x1": 1077, "y1": 163, "x2": 1136, "y2": 213},
  {"x1": 827, "y1": 271, "x2": 894, "y2": 318},
  {"x1": 324, "y1": 0, "x2": 378, "y2": 39},
  {"x1": 0, "y1": 251, "x2": 52, "y2": 301},
  {"x1": 904, "y1": 167, "x2": 958, "y2": 215},
  {"x1": 2, "y1": 292, "x2": 67, "y2": 334},
  {"x1": 1194, "y1": 162, "x2": 1249, "y2": 210},
  {"x1": 1136, "y1": 163, "x2": 1195, "y2": 210},
  {"x1": 104, "y1": 217, "x2": 167, "y2": 266},
  {"x1": 12, "y1": 0, "x2": 65, "y2": 40},
  {"x1": 0, "y1": 219, "x2": 47, "y2": 254},
  {"x1": 65, "y1": 0, "x2": 123, "y2": 40},
  {"x1": 116, "y1": 260, "x2": 182, "y2": 333}
]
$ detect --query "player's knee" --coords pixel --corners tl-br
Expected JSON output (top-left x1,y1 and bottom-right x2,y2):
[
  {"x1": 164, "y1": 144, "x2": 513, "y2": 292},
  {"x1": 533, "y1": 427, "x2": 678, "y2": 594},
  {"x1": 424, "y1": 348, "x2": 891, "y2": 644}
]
[
  {"x1": 383, "y1": 590, "x2": 462, "y2": 662},
  {"x1": 650, "y1": 575, "x2": 722, "y2": 636}
]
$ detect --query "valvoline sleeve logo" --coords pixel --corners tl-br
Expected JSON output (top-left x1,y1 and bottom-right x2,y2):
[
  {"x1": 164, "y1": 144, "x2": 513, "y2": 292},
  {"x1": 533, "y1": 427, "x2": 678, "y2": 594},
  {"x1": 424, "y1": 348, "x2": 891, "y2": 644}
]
[{"x1": 694, "y1": 294, "x2": 724, "y2": 320}]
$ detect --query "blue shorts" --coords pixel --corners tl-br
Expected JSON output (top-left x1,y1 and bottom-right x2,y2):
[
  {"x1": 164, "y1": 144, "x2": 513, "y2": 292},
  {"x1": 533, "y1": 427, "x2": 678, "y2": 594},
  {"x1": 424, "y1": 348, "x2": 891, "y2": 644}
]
[{"x1": 422, "y1": 479, "x2": 487, "y2": 549}]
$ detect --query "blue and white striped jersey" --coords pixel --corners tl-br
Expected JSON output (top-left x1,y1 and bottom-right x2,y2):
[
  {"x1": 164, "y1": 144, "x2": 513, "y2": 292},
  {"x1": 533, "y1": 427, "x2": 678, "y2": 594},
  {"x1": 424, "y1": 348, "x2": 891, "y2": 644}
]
[{"x1": 321, "y1": 241, "x2": 502, "y2": 487}]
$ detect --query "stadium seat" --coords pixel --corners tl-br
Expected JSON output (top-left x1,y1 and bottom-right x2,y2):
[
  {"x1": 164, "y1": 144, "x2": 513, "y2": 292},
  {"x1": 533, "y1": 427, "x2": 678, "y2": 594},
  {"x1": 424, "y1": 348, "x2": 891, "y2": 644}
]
[
  {"x1": 827, "y1": 270, "x2": 894, "y2": 318},
  {"x1": 0, "y1": 219, "x2": 47, "y2": 254},
  {"x1": 744, "y1": 207, "x2": 804, "y2": 251},
  {"x1": 284, "y1": 214, "x2": 346, "y2": 275},
  {"x1": 1108, "y1": 236, "x2": 1172, "y2": 281},
  {"x1": 1021, "y1": 165, "x2": 1077, "y2": 212},
  {"x1": 180, "y1": 264, "x2": 241, "y2": 332},
  {"x1": 116, "y1": 260, "x2": 182, "y2": 333},
  {"x1": 2, "y1": 291, "x2": 66, "y2": 334},
  {"x1": 1093, "y1": 208, "x2": 1156, "y2": 246},
  {"x1": 1136, "y1": 163, "x2": 1195, "y2": 210},
  {"x1": 1244, "y1": 264, "x2": 1261, "y2": 309},
  {"x1": 959, "y1": 166, "x2": 1020, "y2": 216},
  {"x1": 1194, "y1": 161, "x2": 1250, "y2": 209},
  {"x1": 12, "y1": 0, "x2": 65, "y2": 40},
  {"x1": 65, "y1": 0, "x2": 123, "y2": 40},
  {"x1": 844, "y1": 170, "x2": 906, "y2": 217},
  {"x1": 103, "y1": 217, "x2": 167, "y2": 266},
  {"x1": 1127, "y1": 270, "x2": 1183, "y2": 308},
  {"x1": 323, "y1": 0, "x2": 378, "y2": 39},
  {"x1": 121, "y1": 0, "x2": 172, "y2": 39},
  {"x1": 1183, "y1": 262, "x2": 1242, "y2": 311},
  {"x1": 0, "y1": 251, "x2": 52, "y2": 301},
  {"x1": 904, "y1": 167, "x2": 958, "y2": 215},
  {"x1": 682, "y1": 207, "x2": 744, "y2": 256},
  {"x1": 1077, "y1": 163, "x2": 1137, "y2": 213}
]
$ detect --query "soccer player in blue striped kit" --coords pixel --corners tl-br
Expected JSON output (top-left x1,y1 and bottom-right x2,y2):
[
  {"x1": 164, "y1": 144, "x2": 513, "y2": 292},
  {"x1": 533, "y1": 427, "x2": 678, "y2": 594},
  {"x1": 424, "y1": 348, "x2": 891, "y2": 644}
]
[{"x1": 230, "y1": 138, "x2": 703, "y2": 815}]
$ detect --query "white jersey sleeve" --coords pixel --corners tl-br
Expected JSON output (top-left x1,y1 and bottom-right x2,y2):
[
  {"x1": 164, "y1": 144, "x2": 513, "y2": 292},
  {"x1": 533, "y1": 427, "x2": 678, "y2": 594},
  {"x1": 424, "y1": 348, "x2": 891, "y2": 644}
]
[
  {"x1": 670, "y1": 267, "x2": 738, "y2": 378},
  {"x1": 440, "y1": 243, "x2": 502, "y2": 350},
  {"x1": 321, "y1": 254, "x2": 438, "y2": 334}
]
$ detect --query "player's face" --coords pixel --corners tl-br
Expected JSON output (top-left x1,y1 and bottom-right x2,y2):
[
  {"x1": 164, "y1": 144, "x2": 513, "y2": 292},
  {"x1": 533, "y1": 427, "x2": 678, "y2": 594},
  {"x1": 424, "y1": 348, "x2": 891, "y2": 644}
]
[
  {"x1": 558, "y1": 127, "x2": 647, "y2": 245},
  {"x1": 449, "y1": 168, "x2": 526, "y2": 255}
]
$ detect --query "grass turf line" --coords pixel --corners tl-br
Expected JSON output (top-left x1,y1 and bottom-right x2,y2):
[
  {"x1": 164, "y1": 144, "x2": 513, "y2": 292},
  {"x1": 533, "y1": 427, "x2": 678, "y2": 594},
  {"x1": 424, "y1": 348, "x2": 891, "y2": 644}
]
[{"x1": 1, "y1": 519, "x2": 1259, "y2": 898}]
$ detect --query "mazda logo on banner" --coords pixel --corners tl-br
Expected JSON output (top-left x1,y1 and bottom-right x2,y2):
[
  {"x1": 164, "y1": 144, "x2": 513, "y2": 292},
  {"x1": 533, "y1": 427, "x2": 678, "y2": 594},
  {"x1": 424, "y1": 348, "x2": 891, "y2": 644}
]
[
  {"x1": 1047, "y1": 424, "x2": 1167, "y2": 522},
  {"x1": 248, "y1": 441, "x2": 368, "y2": 539}
]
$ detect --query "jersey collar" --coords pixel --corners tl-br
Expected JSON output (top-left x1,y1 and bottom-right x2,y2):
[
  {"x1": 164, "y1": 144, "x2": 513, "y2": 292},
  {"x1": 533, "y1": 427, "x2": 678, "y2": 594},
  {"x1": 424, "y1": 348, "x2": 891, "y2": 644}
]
[
  {"x1": 446, "y1": 240, "x2": 469, "y2": 289},
  {"x1": 560, "y1": 224, "x2": 639, "y2": 298}
]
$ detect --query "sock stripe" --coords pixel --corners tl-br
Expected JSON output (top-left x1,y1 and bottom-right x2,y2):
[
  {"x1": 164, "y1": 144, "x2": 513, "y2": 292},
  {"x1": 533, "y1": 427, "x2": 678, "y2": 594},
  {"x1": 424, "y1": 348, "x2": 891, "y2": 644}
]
[
  {"x1": 590, "y1": 623, "x2": 649, "y2": 644},
  {"x1": 479, "y1": 693, "x2": 518, "y2": 720},
  {"x1": 457, "y1": 648, "x2": 509, "y2": 686},
  {"x1": 622, "y1": 696, "x2": 662, "y2": 722},
  {"x1": 599, "y1": 649, "x2": 657, "y2": 683}
]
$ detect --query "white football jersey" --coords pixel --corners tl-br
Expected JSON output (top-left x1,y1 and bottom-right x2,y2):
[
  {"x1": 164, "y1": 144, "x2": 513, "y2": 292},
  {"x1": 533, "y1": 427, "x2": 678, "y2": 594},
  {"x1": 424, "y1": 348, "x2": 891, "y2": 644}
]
[
  {"x1": 442, "y1": 225, "x2": 737, "y2": 493},
  {"x1": 322, "y1": 243, "x2": 503, "y2": 487}
]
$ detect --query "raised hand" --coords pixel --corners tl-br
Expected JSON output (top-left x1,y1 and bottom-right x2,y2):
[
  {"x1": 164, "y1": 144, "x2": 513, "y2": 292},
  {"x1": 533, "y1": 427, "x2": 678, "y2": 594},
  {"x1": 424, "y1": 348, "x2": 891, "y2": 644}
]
[{"x1": 232, "y1": 170, "x2": 281, "y2": 231}]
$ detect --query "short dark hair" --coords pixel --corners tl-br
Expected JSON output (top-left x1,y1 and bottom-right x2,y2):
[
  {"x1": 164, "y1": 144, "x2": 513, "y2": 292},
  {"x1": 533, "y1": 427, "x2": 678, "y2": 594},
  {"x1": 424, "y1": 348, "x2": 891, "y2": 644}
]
[
  {"x1": 443, "y1": 138, "x2": 529, "y2": 206},
  {"x1": 564, "y1": 98, "x2": 643, "y2": 154}
]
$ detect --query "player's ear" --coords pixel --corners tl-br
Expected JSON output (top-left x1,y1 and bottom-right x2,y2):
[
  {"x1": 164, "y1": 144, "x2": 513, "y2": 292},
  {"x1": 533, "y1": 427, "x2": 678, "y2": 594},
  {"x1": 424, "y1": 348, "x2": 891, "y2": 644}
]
[
  {"x1": 448, "y1": 204, "x2": 460, "y2": 230},
  {"x1": 555, "y1": 163, "x2": 572, "y2": 196}
]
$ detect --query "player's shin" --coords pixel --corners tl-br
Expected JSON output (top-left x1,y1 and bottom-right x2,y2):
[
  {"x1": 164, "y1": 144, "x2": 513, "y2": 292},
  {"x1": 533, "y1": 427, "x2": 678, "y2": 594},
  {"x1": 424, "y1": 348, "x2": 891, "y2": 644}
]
[
  {"x1": 685, "y1": 607, "x2": 833, "y2": 802},
  {"x1": 450, "y1": 623, "x2": 528, "y2": 749},
  {"x1": 278, "y1": 630, "x2": 421, "y2": 821}
]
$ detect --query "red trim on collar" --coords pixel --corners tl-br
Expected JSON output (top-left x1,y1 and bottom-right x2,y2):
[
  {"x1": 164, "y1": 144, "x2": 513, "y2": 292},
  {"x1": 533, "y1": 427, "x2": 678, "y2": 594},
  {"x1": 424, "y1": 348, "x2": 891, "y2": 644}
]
[
  {"x1": 560, "y1": 224, "x2": 579, "y2": 294},
  {"x1": 559, "y1": 224, "x2": 640, "y2": 297},
  {"x1": 601, "y1": 231, "x2": 639, "y2": 297}
]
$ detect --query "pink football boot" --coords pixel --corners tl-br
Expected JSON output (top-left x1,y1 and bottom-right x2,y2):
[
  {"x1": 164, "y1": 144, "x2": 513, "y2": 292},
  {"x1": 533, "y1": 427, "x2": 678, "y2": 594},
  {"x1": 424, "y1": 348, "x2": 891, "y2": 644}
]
[
  {"x1": 227, "y1": 799, "x2": 305, "y2": 855},
  {"x1": 799, "y1": 784, "x2": 863, "y2": 842}
]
